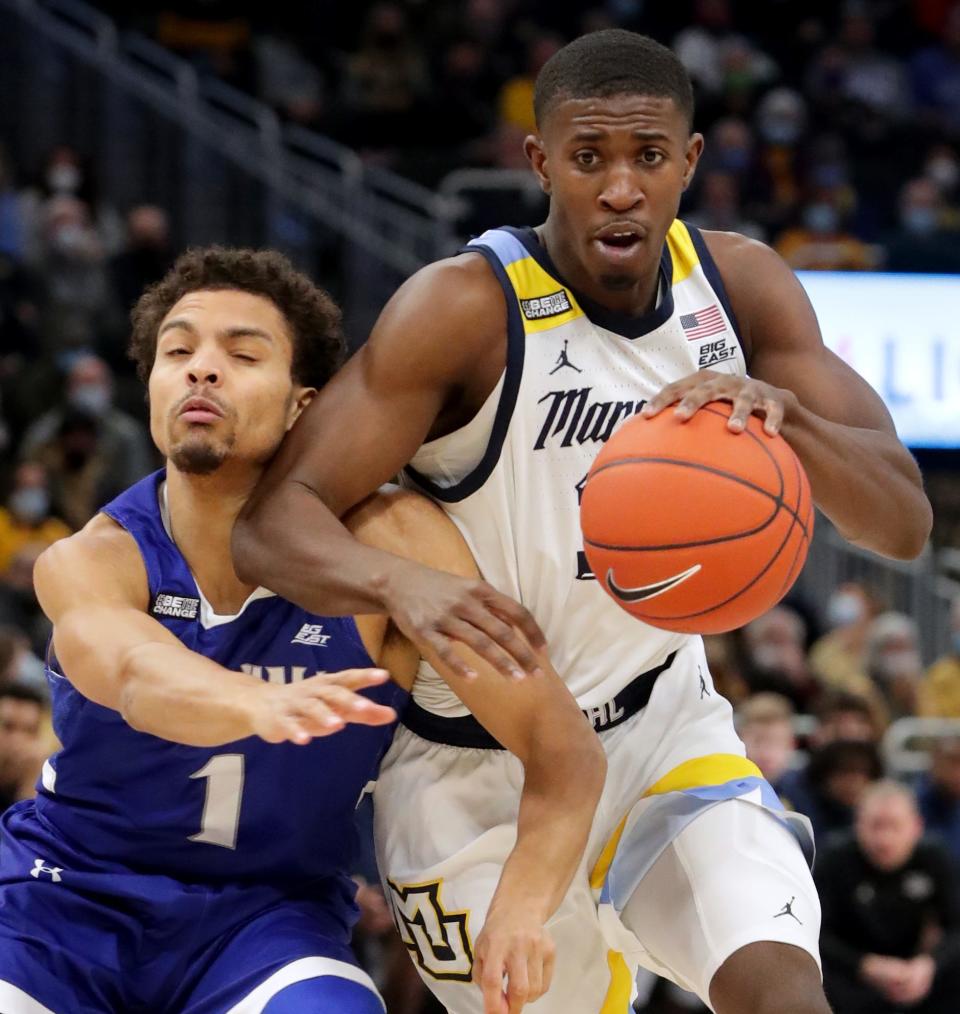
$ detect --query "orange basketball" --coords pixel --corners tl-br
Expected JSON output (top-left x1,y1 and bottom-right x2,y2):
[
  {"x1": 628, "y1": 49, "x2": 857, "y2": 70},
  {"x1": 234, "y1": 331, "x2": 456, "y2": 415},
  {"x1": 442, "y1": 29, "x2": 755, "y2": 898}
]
[{"x1": 580, "y1": 402, "x2": 813, "y2": 635}]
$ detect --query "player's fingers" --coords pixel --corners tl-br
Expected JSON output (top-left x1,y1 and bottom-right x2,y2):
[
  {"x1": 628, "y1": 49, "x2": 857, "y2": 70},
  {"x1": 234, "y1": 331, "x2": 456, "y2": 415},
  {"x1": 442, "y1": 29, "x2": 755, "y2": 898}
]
[
  {"x1": 322, "y1": 668, "x2": 391, "y2": 690},
  {"x1": 312, "y1": 686, "x2": 396, "y2": 725},
  {"x1": 294, "y1": 699, "x2": 345, "y2": 736},
  {"x1": 438, "y1": 618, "x2": 524, "y2": 682},
  {"x1": 419, "y1": 629, "x2": 479, "y2": 680},
  {"x1": 727, "y1": 387, "x2": 759, "y2": 431},
  {"x1": 456, "y1": 602, "x2": 538, "y2": 679},
  {"x1": 641, "y1": 379, "x2": 687, "y2": 416},
  {"x1": 762, "y1": 396, "x2": 785, "y2": 435},
  {"x1": 479, "y1": 952, "x2": 508, "y2": 1014},
  {"x1": 281, "y1": 714, "x2": 317, "y2": 745},
  {"x1": 480, "y1": 587, "x2": 547, "y2": 654},
  {"x1": 541, "y1": 934, "x2": 556, "y2": 995},
  {"x1": 675, "y1": 378, "x2": 730, "y2": 419},
  {"x1": 525, "y1": 945, "x2": 544, "y2": 1001},
  {"x1": 505, "y1": 949, "x2": 530, "y2": 1014}
]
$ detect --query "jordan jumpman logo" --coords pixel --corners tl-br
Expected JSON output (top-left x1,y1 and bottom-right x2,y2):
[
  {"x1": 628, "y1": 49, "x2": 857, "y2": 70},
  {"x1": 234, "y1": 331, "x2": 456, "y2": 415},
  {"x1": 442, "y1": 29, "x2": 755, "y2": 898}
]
[{"x1": 549, "y1": 339, "x2": 582, "y2": 375}]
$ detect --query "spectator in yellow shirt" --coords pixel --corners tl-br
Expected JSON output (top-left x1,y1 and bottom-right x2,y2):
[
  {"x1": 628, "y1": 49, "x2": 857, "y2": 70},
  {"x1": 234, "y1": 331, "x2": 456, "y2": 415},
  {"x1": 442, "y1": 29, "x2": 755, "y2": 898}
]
[
  {"x1": 0, "y1": 462, "x2": 71, "y2": 575},
  {"x1": 919, "y1": 598, "x2": 960, "y2": 717}
]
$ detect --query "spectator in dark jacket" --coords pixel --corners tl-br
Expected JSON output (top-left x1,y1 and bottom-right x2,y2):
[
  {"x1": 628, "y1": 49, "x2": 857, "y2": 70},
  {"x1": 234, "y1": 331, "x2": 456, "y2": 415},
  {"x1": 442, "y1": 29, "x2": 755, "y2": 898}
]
[
  {"x1": 917, "y1": 737, "x2": 960, "y2": 863},
  {"x1": 817, "y1": 780, "x2": 960, "y2": 1014}
]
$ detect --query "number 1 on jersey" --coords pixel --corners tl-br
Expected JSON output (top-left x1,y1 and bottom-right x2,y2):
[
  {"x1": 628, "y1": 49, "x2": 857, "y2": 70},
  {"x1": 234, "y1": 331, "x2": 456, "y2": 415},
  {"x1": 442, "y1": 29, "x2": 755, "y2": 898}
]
[{"x1": 189, "y1": 754, "x2": 244, "y2": 849}]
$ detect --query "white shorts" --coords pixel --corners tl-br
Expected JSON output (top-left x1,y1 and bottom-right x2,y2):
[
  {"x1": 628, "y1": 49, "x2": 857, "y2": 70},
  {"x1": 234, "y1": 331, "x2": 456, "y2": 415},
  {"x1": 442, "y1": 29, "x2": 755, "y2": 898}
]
[{"x1": 374, "y1": 641, "x2": 821, "y2": 1013}]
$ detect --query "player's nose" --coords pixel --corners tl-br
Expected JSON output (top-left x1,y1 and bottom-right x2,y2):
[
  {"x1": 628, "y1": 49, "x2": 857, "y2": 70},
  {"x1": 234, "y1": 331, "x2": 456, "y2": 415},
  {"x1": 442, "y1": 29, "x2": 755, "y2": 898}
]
[
  {"x1": 186, "y1": 357, "x2": 223, "y2": 387},
  {"x1": 598, "y1": 165, "x2": 644, "y2": 213}
]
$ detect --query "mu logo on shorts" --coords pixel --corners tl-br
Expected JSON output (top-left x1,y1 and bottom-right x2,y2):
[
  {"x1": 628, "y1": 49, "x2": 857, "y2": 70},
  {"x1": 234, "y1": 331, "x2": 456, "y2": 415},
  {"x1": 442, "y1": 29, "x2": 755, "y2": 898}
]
[{"x1": 387, "y1": 879, "x2": 473, "y2": 981}]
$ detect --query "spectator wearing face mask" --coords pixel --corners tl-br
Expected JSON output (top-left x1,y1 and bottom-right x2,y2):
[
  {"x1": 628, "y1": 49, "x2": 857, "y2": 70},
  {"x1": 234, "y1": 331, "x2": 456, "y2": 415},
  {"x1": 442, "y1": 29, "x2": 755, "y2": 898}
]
[
  {"x1": 0, "y1": 683, "x2": 52, "y2": 813},
  {"x1": 774, "y1": 188, "x2": 878, "y2": 270},
  {"x1": 810, "y1": 582, "x2": 889, "y2": 727},
  {"x1": 0, "y1": 626, "x2": 46, "y2": 697},
  {"x1": 21, "y1": 353, "x2": 154, "y2": 503},
  {"x1": 741, "y1": 604, "x2": 821, "y2": 712},
  {"x1": 885, "y1": 177, "x2": 960, "y2": 273},
  {"x1": 919, "y1": 598, "x2": 960, "y2": 717},
  {"x1": 0, "y1": 462, "x2": 70, "y2": 576},
  {"x1": 817, "y1": 781, "x2": 960, "y2": 1014},
  {"x1": 812, "y1": 691, "x2": 880, "y2": 747},
  {"x1": 736, "y1": 693, "x2": 798, "y2": 800},
  {"x1": 917, "y1": 737, "x2": 960, "y2": 863},
  {"x1": 866, "y1": 612, "x2": 926, "y2": 721},
  {"x1": 32, "y1": 196, "x2": 122, "y2": 352},
  {"x1": 790, "y1": 739, "x2": 885, "y2": 840}
]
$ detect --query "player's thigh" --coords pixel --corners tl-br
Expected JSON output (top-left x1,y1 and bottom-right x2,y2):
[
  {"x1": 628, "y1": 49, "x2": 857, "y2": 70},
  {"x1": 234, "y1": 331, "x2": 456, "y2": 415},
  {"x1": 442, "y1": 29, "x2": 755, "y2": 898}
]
[
  {"x1": 180, "y1": 902, "x2": 384, "y2": 1014},
  {"x1": 620, "y1": 799, "x2": 821, "y2": 1009},
  {"x1": 386, "y1": 862, "x2": 623, "y2": 1014}
]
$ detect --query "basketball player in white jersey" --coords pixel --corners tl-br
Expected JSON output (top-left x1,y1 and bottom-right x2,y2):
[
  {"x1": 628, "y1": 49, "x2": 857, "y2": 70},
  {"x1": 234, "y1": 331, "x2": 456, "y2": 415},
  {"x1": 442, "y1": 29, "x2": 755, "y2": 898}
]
[{"x1": 235, "y1": 31, "x2": 932, "y2": 1014}]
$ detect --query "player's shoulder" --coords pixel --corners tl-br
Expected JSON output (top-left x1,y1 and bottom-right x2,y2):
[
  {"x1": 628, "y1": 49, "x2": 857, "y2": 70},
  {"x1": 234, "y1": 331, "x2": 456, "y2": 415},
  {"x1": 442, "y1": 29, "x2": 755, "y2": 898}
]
[
  {"x1": 376, "y1": 251, "x2": 505, "y2": 337},
  {"x1": 698, "y1": 228, "x2": 814, "y2": 356},
  {"x1": 345, "y1": 486, "x2": 474, "y2": 577},
  {"x1": 35, "y1": 513, "x2": 148, "y2": 610}
]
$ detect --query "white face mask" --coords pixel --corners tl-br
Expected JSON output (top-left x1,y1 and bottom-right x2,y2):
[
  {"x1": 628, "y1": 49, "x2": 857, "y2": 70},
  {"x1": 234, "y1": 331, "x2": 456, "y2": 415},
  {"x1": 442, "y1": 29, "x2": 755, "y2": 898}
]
[
  {"x1": 927, "y1": 158, "x2": 959, "y2": 191},
  {"x1": 827, "y1": 592, "x2": 867, "y2": 629},
  {"x1": 875, "y1": 649, "x2": 922, "y2": 680},
  {"x1": 8, "y1": 487, "x2": 50, "y2": 526},
  {"x1": 46, "y1": 164, "x2": 81, "y2": 193},
  {"x1": 69, "y1": 383, "x2": 111, "y2": 415}
]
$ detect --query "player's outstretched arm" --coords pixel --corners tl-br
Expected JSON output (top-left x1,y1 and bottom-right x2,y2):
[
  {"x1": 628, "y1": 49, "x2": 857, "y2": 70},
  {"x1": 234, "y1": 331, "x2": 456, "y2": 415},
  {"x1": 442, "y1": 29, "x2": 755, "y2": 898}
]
[
  {"x1": 349, "y1": 491, "x2": 606, "y2": 1014},
  {"x1": 34, "y1": 516, "x2": 395, "y2": 748},
  {"x1": 643, "y1": 232, "x2": 932, "y2": 560},
  {"x1": 233, "y1": 256, "x2": 546, "y2": 682}
]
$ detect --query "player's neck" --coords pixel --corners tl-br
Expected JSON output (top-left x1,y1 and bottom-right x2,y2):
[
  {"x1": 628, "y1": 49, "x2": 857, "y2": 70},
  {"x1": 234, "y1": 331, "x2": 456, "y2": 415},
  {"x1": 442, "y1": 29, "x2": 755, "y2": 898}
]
[
  {"x1": 538, "y1": 219, "x2": 660, "y2": 317},
  {"x1": 164, "y1": 463, "x2": 262, "y2": 613}
]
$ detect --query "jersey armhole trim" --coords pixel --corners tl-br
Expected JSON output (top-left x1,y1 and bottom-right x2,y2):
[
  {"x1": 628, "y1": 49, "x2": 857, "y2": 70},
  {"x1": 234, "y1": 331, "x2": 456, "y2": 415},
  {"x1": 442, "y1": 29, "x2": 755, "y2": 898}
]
[
  {"x1": 403, "y1": 245, "x2": 524, "y2": 503},
  {"x1": 686, "y1": 224, "x2": 747, "y2": 362}
]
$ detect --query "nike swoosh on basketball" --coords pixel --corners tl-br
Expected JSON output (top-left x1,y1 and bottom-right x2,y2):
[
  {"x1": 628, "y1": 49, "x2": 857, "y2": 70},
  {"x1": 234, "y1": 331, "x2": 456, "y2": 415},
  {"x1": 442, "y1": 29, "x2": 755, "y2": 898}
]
[{"x1": 605, "y1": 564, "x2": 702, "y2": 603}]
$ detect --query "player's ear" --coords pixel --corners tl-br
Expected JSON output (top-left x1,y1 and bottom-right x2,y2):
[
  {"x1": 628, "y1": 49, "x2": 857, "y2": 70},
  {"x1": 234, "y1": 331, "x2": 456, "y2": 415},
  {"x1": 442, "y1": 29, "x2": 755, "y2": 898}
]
[
  {"x1": 682, "y1": 132, "x2": 705, "y2": 191},
  {"x1": 287, "y1": 386, "x2": 316, "y2": 430},
  {"x1": 525, "y1": 134, "x2": 551, "y2": 195}
]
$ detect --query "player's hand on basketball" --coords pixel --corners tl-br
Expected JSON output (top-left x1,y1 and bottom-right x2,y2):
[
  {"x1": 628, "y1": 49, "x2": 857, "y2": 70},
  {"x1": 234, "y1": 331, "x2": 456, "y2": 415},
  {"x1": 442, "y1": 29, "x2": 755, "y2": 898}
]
[
  {"x1": 473, "y1": 906, "x2": 555, "y2": 1013},
  {"x1": 248, "y1": 668, "x2": 396, "y2": 745},
  {"x1": 642, "y1": 370, "x2": 798, "y2": 435},
  {"x1": 382, "y1": 560, "x2": 546, "y2": 681}
]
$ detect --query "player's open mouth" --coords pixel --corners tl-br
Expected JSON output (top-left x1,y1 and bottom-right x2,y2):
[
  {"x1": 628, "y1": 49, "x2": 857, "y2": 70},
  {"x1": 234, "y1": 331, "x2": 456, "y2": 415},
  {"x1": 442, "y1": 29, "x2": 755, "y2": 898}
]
[{"x1": 594, "y1": 224, "x2": 644, "y2": 259}]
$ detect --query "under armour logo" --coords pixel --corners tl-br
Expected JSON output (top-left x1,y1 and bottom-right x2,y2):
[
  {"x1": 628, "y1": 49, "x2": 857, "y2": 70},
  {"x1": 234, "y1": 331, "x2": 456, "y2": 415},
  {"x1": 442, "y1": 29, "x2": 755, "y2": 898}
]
[
  {"x1": 774, "y1": 896, "x2": 802, "y2": 924},
  {"x1": 549, "y1": 340, "x2": 582, "y2": 375},
  {"x1": 699, "y1": 666, "x2": 710, "y2": 699},
  {"x1": 30, "y1": 858, "x2": 63, "y2": 883}
]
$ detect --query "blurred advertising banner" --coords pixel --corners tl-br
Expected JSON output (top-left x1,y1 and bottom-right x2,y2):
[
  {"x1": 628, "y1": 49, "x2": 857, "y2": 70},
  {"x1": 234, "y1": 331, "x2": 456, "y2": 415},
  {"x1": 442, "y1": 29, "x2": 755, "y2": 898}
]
[{"x1": 799, "y1": 271, "x2": 960, "y2": 449}]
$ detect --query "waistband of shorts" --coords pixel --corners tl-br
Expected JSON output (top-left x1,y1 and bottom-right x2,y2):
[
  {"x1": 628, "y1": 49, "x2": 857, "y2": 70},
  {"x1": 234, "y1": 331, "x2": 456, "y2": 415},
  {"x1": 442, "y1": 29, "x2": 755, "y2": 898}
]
[{"x1": 399, "y1": 649, "x2": 678, "y2": 750}]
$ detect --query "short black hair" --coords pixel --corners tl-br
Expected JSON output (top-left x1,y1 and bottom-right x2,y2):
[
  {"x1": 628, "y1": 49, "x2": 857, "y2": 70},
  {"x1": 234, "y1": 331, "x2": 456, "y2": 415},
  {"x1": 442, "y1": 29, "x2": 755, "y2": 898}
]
[
  {"x1": 129, "y1": 247, "x2": 345, "y2": 391},
  {"x1": 534, "y1": 30, "x2": 694, "y2": 130}
]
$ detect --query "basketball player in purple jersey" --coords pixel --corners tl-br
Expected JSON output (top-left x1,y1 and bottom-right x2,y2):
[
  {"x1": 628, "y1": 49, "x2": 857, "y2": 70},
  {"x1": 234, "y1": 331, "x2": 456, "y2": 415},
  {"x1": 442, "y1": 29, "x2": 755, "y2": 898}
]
[
  {"x1": 0, "y1": 248, "x2": 604, "y2": 1013},
  {"x1": 234, "y1": 31, "x2": 931, "y2": 1014}
]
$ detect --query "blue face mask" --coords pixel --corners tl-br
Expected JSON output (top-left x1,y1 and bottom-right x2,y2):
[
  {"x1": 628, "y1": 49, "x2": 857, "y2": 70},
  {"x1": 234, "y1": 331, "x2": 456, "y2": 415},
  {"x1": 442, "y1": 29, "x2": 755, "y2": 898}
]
[
  {"x1": 903, "y1": 206, "x2": 938, "y2": 235},
  {"x1": 804, "y1": 203, "x2": 838, "y2": 234},
  {"x1": 952, "y1": 632, "x2": 960, "y2": 657}
]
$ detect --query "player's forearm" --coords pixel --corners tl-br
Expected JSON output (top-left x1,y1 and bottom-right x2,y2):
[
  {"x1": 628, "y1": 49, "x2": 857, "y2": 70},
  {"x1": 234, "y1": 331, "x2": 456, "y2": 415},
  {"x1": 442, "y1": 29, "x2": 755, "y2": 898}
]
[
  {"x1": 490, "y1": 738, "x2": 606, "y2": 922},
  {"x1": 118, "y1": 642, "x2": 261, "y2": 747},
  {"x1": 781, "y1": 404, "x2": 932, "y2": 560},
  {"x1": 233, "y1": 480, "x2": 406, "y2": 616}
]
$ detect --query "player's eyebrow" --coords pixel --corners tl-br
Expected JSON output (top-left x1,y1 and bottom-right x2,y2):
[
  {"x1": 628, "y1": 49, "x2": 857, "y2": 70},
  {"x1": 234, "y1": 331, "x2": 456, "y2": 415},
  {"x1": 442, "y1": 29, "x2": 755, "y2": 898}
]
[{"x1": 157, "y1": 320, "x2": 274, "y2": 343}]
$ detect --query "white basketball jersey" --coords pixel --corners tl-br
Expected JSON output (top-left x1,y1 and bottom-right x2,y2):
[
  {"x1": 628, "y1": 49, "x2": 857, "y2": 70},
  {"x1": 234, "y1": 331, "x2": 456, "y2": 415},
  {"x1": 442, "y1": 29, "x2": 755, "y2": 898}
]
[{"x1": 404, "y1": 221, "x2": 747, "y2": 714}]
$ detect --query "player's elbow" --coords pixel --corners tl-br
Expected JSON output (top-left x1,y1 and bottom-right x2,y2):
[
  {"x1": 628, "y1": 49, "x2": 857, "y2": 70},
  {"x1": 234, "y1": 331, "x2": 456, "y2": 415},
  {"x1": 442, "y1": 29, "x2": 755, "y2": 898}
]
[
  {"x1": 877, "y1": 492, "x2": 933, "y2": 562},
  {"x1": 529, "y1": 718, "x2": 607, "y2": 801}
]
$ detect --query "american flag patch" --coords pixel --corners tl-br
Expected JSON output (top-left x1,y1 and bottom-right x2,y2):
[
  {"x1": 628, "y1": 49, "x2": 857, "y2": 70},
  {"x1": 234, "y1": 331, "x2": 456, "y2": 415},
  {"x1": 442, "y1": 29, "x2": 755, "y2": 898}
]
[{"x1": 680, "y1": 305, "x2": 726, "y2": 340}]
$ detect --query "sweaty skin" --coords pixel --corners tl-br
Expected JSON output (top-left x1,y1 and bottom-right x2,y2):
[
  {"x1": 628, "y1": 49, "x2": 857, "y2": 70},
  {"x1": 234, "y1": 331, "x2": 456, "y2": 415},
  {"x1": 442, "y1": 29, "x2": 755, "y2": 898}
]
[{"x1": 234, "y1": 93, "x2": 932, "y2": 680}]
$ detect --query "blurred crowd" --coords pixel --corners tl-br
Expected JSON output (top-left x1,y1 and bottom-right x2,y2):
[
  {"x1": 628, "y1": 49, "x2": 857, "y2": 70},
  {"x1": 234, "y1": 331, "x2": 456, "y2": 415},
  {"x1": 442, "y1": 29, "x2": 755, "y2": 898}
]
[
  {"x1": 2, "y1": 1, "x2": 960, "y2": 1011},
  {"x1": 88, "y1": 0, "x2": 960, "y2": 271}
]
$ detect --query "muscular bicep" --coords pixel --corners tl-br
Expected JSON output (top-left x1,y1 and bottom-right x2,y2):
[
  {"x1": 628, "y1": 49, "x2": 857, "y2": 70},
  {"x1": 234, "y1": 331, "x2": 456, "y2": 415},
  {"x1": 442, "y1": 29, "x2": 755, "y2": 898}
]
[
  {"x1": 34, "y1": 520, "x2": 180, "y2": 710},
  {"x1": 715, "y1": 231, "x2": 898, "y2": 435},
  {"x1": 257, "y1": 254, "x2": 504, "y2": 518},
  {"x1": 350, "y1": 490, "x2": 588, "y2": 761}
]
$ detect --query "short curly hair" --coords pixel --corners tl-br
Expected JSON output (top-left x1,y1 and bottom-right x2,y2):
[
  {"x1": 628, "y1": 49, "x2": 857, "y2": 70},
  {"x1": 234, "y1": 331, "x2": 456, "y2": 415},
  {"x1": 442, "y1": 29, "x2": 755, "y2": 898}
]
[{"x1": 129, "y1": 246, "x2": 345, "y2": 389}]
